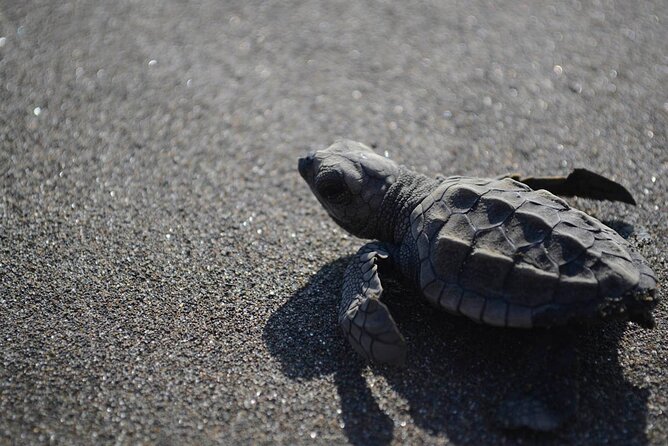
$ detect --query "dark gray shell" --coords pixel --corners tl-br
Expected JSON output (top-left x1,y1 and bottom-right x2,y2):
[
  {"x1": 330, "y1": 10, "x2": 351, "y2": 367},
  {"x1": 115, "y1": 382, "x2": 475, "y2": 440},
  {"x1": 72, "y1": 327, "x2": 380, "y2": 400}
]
[{"x1": 408, "y1": 176, "x2": 657, "y2": 328}]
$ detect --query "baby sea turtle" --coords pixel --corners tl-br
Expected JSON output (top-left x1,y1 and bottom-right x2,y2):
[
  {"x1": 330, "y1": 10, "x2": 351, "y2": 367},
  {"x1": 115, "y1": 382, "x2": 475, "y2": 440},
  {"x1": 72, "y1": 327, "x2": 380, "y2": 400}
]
[{"x1": 298, "y1": 140, "x2": 658, "y2": 366}]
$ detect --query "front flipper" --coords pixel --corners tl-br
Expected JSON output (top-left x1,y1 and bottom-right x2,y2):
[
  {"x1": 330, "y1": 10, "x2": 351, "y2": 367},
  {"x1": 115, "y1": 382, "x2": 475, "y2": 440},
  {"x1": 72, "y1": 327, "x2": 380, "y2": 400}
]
[
  {"x1": 340, "y1": 243, "x2": 407, "y2": 365},
  {"x1": 507, "y1": 168, "x2": 636, "y2": 205}
]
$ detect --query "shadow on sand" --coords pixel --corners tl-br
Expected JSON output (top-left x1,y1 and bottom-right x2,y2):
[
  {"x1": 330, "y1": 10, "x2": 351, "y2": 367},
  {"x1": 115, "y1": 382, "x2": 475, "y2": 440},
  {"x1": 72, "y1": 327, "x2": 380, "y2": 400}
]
[{"x1": 263, "y1": 256, "x2": 649, "y2": 445}]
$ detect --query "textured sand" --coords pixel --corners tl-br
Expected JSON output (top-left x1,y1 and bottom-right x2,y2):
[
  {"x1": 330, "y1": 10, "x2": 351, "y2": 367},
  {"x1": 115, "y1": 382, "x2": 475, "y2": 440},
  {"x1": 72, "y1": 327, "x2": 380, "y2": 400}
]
[{"x1": 1, "y1": 1, "x2": 666, "y2": 444}]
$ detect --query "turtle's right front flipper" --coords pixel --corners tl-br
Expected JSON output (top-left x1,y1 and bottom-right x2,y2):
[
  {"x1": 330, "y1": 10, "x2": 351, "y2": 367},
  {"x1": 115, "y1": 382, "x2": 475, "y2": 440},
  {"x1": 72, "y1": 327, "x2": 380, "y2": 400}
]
[
  {"x1": 507, "y1": 168, "x2": 636, "y2": 204},
  {"x1": 340, "y1": 243, "x2": 407, "y2": 366}
]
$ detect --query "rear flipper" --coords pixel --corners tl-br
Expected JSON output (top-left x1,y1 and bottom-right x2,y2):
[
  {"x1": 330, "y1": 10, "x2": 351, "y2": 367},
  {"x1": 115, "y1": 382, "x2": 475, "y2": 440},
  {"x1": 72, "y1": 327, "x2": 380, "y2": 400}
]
[
  {"x1": 495, "y1": 329, "x2": 579, "y2": 432},
  {"x1": 626, "y1": 249, "x2": 658, "y2": 329},
  {"x1": 340, "y1": 243, "x2": 406, "y2": 365},
  {"x1": 507, "y1": 169, "x2": 636, "y2": 205}
]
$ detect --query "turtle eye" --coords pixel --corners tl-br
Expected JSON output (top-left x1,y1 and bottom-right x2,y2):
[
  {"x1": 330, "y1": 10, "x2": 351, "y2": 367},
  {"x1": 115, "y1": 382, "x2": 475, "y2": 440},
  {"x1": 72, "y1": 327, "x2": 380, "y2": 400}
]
[{"x1": 318, "y1": 181, "x2": 348, "y2": 202}]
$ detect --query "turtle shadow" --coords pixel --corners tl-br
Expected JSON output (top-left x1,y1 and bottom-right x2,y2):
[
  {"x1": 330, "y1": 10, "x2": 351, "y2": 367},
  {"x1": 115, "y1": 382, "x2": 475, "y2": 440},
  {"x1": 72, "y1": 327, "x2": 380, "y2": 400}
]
[
  {"x1": 263, "y1": 257, "x2": 394, "y2": 445},
  {"x1": 602, "y1": 219, "x2": 635, "y2": 239},
  {"x1": 380, "y1": 279, "x2": 651, "y2": 445},
  {"x1": 264, "y1": 258, "x2": 650, "y2": 445}
]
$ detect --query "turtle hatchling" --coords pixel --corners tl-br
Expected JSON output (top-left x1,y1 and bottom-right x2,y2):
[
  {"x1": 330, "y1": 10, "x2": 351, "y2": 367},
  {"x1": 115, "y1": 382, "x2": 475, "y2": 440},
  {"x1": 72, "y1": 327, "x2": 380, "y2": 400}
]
[{"x1": 298, "y1": 139, "x2": 658, "y2": 366}]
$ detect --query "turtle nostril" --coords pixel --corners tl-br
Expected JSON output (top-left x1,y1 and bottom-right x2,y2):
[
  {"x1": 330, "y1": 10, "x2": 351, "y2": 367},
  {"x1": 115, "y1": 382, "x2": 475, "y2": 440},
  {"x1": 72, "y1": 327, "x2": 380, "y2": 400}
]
[{"x1": 298, "y1": 153, "x2": 315, "y2": 178}]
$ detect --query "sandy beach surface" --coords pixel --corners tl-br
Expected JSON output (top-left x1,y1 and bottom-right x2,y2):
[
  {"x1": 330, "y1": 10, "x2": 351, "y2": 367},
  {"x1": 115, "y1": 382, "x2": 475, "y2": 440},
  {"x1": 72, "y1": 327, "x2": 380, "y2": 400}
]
[{"x1": 1, "y1": 1, "x2": 666, "y2": 444}]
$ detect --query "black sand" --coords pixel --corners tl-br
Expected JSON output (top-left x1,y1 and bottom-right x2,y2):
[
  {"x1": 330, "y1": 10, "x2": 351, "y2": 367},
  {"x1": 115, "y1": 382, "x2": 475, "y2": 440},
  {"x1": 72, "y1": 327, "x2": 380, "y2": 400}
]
[{"x1": 1, "y1": 1, "x2": 666, "y2": 444}]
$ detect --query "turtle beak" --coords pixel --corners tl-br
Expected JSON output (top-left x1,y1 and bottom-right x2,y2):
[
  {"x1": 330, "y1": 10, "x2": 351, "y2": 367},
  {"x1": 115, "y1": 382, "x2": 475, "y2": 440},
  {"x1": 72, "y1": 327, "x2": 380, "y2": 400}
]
[{"x1": 298, "y1": 152, "x2": 316, "y2": 180}]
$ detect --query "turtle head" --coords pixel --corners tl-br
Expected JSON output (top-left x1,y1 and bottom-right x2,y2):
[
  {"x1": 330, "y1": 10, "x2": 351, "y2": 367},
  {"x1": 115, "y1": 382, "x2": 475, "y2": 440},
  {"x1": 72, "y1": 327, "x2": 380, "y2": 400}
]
[{"x1": 298, "y1": 139, "x2": 400, "y2": 239}]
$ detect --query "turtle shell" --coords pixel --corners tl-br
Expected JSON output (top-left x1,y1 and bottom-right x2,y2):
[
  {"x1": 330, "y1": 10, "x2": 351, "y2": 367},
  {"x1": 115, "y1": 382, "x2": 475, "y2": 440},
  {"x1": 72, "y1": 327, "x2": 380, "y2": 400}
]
[{"x1": 409, "y1": 176, "x2": 657, "y2": 328}]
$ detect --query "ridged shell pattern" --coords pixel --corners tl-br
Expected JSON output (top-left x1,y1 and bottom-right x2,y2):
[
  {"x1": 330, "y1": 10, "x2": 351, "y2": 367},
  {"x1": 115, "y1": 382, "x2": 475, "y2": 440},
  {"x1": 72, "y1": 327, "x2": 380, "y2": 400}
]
[{"x1": 409, "y1": 176, "x2": 657, "y2": 328}]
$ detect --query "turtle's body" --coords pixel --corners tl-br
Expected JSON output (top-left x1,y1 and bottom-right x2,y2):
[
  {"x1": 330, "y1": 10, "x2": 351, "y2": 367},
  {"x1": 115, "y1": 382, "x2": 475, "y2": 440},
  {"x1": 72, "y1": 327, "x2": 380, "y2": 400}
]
[
  {"x1": 298, "y1": 140, "x2": 658, "y2": 366},
  {"x1": 400, "y1": 175, "x2": 656, "y2": 330}
]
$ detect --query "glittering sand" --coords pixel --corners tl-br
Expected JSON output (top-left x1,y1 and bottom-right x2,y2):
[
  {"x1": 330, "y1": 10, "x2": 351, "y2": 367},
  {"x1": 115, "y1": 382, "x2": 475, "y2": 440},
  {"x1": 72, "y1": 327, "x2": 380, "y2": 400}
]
[{"x1": 1, "y1": 1, "x2": 666, "y2": 444}]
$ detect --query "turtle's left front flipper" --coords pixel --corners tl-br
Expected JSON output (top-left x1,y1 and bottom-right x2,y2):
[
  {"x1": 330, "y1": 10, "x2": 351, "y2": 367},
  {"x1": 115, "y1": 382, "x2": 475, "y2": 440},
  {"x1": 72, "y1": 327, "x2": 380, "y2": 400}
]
[
  {"x1": 507, "y1": 168, "x2": 636, "y2": 204},
  {"x1": 340, "y1": 243, "x2": 407, "y2": 366}
]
